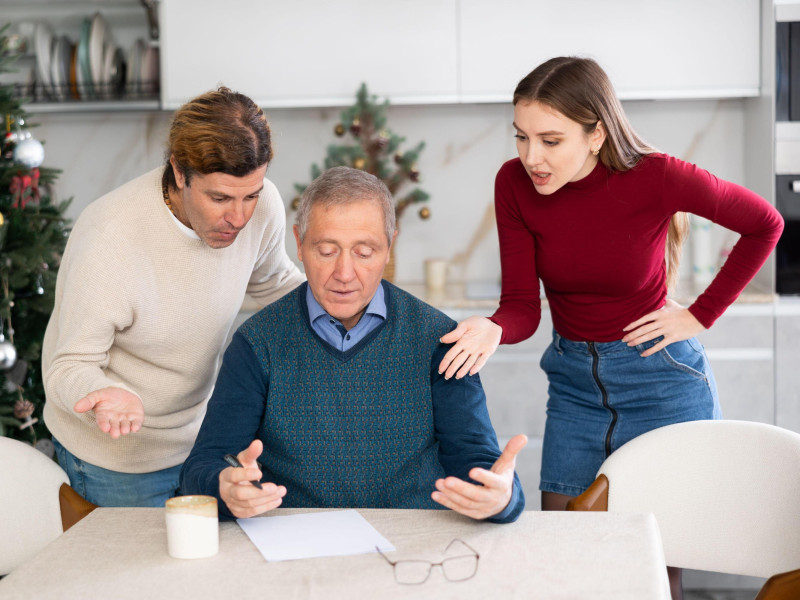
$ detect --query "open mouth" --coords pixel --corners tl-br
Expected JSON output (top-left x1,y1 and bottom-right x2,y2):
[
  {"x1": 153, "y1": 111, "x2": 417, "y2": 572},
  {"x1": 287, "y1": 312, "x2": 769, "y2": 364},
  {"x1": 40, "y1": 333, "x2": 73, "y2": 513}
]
[{"x1": 531, "y1": 171, "x2": 551, "y2": 185}]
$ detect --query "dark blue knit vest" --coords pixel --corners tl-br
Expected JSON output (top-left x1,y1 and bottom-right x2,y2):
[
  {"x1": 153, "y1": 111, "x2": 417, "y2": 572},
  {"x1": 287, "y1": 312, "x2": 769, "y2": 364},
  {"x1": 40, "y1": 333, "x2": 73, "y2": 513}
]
[{"x1": 238, "y1": 281, "x2": 455, "y2": 509}]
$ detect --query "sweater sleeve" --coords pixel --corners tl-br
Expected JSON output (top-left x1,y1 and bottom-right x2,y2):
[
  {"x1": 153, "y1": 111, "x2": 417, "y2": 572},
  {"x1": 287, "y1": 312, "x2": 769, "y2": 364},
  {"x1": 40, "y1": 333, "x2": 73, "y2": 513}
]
[
  {"x1": 662, "y1": 157, "x2": 784, "y2": 327},
  {"x1": 429, "y1": 344, "x2": 525, "y2": 523},
  {"x1": 179, "y1": 332, "x2": 269, "y2": 520},
  {"x1": 489, "y1": 163, "x2": 542, "y2": 344},
  {"x1": 246, "y1": 179, "x2": 305, "y2": 306},
  {"x1": 42, "y1": 214, "x2": 141, "y2": 414}
]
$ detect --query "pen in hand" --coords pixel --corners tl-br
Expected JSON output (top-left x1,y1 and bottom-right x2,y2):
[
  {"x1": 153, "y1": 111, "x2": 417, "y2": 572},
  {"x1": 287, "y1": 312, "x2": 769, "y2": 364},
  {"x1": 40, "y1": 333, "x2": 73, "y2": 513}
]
[{"x1": 223, "y1": 453, "x2": 264, "y2": 490}]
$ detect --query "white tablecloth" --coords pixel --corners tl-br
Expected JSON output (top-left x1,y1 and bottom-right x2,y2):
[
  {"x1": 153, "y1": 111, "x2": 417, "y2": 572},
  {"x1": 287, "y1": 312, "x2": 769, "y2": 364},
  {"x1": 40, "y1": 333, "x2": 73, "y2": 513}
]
[{"x1": 0, "y1": 508, "x2": 671, "y2": 599}]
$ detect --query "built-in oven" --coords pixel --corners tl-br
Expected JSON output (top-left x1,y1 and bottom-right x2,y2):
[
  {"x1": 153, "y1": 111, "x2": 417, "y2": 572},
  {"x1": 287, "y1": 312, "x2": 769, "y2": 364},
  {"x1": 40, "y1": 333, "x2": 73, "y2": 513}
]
[{"x1": 776, "y1": 174, "x2": 800, "y2": 295}]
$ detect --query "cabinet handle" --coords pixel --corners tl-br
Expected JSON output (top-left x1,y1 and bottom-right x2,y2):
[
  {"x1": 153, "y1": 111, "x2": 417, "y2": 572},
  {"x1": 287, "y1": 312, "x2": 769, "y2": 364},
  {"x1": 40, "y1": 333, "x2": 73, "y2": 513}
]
[{"x1": 792, "y1": 180, "x2": 800, "y2": 193}]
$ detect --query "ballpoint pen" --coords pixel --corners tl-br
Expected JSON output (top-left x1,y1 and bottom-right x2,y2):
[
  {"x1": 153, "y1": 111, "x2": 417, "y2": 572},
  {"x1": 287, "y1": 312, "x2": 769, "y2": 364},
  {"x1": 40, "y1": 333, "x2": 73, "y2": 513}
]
[{"x1": 223, "y1": 453, "x2": 263, "y2": 489}]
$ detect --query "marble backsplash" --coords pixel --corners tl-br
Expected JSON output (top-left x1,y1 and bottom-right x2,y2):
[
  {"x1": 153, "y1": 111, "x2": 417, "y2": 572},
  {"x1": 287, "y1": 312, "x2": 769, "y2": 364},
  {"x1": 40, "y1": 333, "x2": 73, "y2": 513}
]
[{"x1": 31, "y1": 97, "x2": 749, "y2": 285}]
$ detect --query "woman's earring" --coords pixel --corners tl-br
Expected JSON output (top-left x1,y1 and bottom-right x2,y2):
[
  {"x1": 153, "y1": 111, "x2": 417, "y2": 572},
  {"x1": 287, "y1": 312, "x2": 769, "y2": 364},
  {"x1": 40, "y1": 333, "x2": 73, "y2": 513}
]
[{"x1": 592, "y1": 146, "x2": 600, "y2": 156}]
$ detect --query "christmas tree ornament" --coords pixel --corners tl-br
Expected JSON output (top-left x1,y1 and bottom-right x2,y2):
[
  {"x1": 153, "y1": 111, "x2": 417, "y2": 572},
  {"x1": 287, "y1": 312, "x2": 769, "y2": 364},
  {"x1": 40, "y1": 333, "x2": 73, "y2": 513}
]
[
  {"x1": 291, "y1": 196, "x2": 300, "y2": 211},
  {"x1": 418, "y1": 206, "x2": 431, "y2": 220},
  {"x1": 13, "y1": 136, "x2": 45, "y2": 169},
  {"x1": 409, "y1": 166, "x2": 420, "y2": 182},
  {"x1": 2, "y1": 131, "x2": 17, "y2": 160},
  {"x1": 35, "y1": 438, "x2": 55, "y2": 458},
  {"x1": 376, "y1": 130, "x2": 389, "y2": 147},
  {"x1": 394, "y1": 152, "x2": 404, "y2": 165},
  {"x1": 0, "y1": 335, "x2": 17, "y2": 370},
  {"x1": 334, "y1": 123, "x2": 345, "y2": 137},
  {"x1": 13, "y1": 398, "x2": 33, "y2": 419},
  {"x1": 349, "y1": 117, "x2": 361, "y2": 136},
  {"x1": 353, "y1": 157, "x2": 366, "y2": 170}
]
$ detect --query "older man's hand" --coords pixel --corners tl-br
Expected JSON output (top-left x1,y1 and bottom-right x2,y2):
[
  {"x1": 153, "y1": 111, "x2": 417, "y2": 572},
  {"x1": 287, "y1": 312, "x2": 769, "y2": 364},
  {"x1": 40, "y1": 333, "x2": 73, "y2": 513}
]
[
  {"x1": 431, "y1": 434, "x2": 527, "y2": 520},
  {"x1": 219, "y1": 439, "x2": 287, "y2": 518}
]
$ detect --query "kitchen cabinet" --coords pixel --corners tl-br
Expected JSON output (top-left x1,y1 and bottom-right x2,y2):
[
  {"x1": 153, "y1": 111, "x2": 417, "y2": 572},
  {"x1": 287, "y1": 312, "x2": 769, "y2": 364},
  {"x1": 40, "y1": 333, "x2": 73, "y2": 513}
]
[
  {"x1": 158, "y1": 0, "x2": 460, "y2": 109},
  {"x1": 458, "y1": 0, "x2": 760, "y2": 102},
  {"x1": 159, "y1": 0, "x2": 761, "y2": 109}
]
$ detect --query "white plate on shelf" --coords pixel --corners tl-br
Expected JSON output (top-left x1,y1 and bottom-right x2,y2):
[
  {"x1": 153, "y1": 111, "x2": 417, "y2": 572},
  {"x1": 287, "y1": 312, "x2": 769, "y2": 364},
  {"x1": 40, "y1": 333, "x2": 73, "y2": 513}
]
[
  {"x1": 89, "y1": 12, "x2": 108, "y2": 88},
  {"x1": 77, "y1": 17, "x2": 92, "y2": 98},
  {"x1": 140, "y1": 45, "x2": 158, "y2": 95},
  {"x1": 126, "y1": 38, "x2": 145, "y2": 95},
  {"x1": 50, "y1": 35, "x2": 67, "y2": 100},
  {"x1": 34, "y1": 23, "x2": 53, "y2": 96},
  {"x1": 101, "y1": 42, "x2": 114, "y2": 96}
]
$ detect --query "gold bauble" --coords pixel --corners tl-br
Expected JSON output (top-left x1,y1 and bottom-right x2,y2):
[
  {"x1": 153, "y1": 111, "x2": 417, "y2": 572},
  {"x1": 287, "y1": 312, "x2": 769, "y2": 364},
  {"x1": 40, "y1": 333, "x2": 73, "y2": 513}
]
[
  {"x1": 291, "y1": 196, "x2": 300, "y2": 211},
  {"x1": 353, "y1": 157, "x2": 366, "y2": 170},
  {"x1": 418, "y1": 206, "x2": 431, "y2": 220},
  {"x1": 334, "y1": 123, "x2": 346, "y2": 137}
]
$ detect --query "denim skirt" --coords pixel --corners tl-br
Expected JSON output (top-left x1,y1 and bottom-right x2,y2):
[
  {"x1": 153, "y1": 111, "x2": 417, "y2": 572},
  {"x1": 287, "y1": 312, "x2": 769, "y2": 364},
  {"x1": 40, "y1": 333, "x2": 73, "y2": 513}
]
[{"x1": 539, "y1": 330, "x2": 721, "y2": 497}]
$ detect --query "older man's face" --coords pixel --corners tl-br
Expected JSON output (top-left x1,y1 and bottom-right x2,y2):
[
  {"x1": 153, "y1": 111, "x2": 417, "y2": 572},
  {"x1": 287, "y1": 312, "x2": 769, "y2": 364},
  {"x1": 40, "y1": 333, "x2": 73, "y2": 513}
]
[{"x1": 294, "y1": 198, "x2": 395, "y2": 330}]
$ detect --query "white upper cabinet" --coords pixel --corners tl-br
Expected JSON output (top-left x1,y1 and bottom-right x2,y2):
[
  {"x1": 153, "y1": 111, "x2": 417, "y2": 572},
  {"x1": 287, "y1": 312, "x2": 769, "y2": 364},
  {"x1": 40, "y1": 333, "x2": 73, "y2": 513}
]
[
  {"x1": 160, "y1": 0, "x2": 760, "y2": 108},
  {"x1": 159, "y1": 0, "x2": 459, "y2": 109},
  {"x1": 459, "y1": 0, "x2": 761, "y2": 102}
]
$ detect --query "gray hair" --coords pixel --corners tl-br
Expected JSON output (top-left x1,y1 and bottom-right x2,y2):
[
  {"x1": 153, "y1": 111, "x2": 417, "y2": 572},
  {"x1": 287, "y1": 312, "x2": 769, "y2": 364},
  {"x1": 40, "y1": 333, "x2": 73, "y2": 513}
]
[{"x1": 296, "y1": 166, "x2": 396, "y2": 245}]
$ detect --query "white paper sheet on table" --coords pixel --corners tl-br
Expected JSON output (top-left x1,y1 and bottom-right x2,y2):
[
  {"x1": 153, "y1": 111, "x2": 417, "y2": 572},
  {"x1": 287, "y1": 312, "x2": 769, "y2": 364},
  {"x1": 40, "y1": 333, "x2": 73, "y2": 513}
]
[{"x1": 237, "y1": 509, "x2": 395, "y2": 562}]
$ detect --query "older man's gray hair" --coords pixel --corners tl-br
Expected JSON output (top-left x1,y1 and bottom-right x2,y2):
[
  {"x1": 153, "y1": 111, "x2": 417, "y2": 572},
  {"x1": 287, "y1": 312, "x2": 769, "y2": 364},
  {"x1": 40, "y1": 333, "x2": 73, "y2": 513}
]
[{"x1": 296, "y1": 166, "x2": 396, "y2": 245}]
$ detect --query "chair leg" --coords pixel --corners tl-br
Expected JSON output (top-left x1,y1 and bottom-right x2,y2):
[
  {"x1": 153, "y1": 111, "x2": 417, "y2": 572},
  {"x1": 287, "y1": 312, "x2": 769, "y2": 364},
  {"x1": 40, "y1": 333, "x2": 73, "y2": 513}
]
[{"x1": 59, "y1": 483, "x2": 97, "y2": 531}]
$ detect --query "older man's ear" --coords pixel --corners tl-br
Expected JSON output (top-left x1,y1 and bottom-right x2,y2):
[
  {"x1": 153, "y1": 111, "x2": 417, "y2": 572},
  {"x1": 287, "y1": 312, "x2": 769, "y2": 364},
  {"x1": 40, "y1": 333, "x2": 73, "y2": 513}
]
[{"x1": 293, "y1": 224, "x2": 303, "y2": 262}]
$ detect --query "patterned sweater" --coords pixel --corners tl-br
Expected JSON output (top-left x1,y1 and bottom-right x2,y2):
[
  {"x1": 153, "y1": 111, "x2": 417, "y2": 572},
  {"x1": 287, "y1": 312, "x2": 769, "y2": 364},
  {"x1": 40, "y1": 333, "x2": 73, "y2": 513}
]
[{"x1": 181, "y1": 282, "x2": 524, "y2": 522}]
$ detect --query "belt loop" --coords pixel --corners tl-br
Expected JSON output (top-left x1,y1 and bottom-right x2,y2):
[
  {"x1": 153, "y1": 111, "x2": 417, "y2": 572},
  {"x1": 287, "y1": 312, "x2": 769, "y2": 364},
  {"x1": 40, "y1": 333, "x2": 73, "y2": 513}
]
[{"x1": 553, "y1": 330, "x2": 562, "y2": 353}]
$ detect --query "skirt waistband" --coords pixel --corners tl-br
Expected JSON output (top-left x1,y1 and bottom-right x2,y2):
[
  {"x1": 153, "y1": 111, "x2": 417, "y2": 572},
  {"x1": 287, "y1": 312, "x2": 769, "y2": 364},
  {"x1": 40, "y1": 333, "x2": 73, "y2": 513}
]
[{"x1": 552, "y1": 330, "x2": 651, "y2": 356}]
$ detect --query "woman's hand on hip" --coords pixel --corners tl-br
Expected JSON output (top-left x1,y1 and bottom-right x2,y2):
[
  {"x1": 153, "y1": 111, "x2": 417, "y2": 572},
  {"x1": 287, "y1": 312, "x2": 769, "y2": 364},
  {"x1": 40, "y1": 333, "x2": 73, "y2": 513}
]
[
  {"x1": 622, "y1": 299, "x2": 705, "y2": 357},
  {"x1": 438, "y1": 316, "x2": 503, "y2": 379}
]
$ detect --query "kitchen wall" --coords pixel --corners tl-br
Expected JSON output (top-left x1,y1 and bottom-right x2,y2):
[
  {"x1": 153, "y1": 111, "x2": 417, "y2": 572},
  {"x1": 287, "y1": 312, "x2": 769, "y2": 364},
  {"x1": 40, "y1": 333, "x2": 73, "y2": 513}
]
[{"x1": 33, "y1": 96, "x2": 747, "y2": 285}]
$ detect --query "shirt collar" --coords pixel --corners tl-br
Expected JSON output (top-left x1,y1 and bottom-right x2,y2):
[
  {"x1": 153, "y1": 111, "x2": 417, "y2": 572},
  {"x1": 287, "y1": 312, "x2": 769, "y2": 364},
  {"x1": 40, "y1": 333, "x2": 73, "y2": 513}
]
[{"x1": 306, "y1": 282, "x2": 386, "y2": 326}]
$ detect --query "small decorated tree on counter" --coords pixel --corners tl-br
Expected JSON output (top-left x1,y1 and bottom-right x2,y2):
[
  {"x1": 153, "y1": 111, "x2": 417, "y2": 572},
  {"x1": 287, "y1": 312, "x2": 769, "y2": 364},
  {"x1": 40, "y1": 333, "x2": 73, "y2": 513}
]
[
  {"x1": 292, "y1": 83, "x2": 430, "y2": 281},
  {"x1": 0, "y1": 25, "x2": 72, "y2": 449}
]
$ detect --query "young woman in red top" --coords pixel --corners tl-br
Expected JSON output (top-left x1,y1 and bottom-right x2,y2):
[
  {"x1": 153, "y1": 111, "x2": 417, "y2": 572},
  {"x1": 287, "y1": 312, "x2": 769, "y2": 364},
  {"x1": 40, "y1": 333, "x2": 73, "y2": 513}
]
[{"x1": 437, "y1": 57, "x2": 783, "y2": 600}]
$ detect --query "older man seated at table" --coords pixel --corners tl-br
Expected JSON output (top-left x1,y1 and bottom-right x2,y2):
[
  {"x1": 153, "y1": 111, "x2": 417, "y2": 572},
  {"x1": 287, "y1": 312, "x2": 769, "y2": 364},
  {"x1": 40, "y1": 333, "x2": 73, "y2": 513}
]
[{"x1": 180, "y1": 166, "x2": 526, "y2": 523}]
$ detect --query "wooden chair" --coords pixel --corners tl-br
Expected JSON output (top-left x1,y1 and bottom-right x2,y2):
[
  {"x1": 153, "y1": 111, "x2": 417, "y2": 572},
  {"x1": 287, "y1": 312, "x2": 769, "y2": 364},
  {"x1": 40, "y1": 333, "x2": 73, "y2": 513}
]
[
  {"x1": 566, "y1": 420, "x2": 800, "y2": 600},
  {"x1": 0, "y1": 437, "x2": 97, "y2": 575}
]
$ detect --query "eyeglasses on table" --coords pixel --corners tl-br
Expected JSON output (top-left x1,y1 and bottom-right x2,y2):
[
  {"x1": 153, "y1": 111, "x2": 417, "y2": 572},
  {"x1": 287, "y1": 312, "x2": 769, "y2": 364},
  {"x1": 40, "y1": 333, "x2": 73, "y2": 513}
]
[{"x1": 375, "y1": 538, "x2": 480, "y2": 584}]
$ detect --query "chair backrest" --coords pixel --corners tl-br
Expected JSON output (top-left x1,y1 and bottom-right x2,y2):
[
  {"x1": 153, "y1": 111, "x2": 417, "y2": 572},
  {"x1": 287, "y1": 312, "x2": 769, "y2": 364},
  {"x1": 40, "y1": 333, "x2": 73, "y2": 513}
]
[
  {"x1": 0, "y1": 437, "x2": 69, "y2": 576},
  {"x1": 597, "y1": 420, "x2": 800, "y2": 578}
]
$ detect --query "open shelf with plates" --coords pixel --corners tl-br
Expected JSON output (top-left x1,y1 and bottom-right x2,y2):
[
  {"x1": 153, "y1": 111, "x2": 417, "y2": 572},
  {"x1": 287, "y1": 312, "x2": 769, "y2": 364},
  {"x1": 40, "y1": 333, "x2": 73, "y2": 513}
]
[{"x1": 2, "y1": 0, "x2": 159, "y2": 113}]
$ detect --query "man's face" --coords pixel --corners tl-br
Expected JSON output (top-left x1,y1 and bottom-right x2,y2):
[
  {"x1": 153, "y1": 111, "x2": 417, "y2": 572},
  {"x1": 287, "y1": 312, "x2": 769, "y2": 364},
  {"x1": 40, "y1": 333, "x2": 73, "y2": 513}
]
[
  {"x1": 171, "y1": 157, "x2": 267, "y2": 249},
  {"x1": 294, "y1": 198, "x2": 395, "y2": 330}
]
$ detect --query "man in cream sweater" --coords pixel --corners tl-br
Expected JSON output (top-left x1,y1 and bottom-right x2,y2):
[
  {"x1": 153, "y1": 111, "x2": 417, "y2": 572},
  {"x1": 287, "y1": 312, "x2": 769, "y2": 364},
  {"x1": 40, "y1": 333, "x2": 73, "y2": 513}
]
[{"x1": 42, "y1": 87, "x2": 304, "y2": 507}]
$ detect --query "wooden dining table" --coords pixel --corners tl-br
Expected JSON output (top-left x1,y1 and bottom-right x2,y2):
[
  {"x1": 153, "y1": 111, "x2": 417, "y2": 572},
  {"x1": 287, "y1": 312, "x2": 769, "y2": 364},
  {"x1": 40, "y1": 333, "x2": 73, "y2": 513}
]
[{"x1": 0, "y1": 507, "x2": 671, "y2": 599}]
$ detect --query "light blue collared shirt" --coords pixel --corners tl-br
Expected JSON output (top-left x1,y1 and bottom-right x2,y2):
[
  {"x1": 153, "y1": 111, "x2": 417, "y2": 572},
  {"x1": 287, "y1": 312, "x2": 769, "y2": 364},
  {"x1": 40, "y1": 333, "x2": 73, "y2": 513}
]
[{"x1": 306, "y1": 284, "x2": 387, "y2": 352}]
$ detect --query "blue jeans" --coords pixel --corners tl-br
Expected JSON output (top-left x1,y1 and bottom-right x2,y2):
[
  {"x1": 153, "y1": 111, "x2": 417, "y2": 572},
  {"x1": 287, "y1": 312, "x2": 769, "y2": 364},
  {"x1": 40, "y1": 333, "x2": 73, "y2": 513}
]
[
  {"x1": 539, "y1": 331, "x2": 721, "y2": 497},
  {"x1": 53, "y1": 438, "x2": 182, "y2": 507}
]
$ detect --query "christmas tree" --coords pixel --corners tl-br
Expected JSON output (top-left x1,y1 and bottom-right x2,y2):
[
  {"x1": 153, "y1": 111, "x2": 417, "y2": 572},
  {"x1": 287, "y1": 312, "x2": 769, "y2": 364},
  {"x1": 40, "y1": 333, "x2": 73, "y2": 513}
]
[
  {"x1": 293, "y1": 84, "x2": 430, "y2": 279},
  {"x1": 0, "y1": 25, "x2": 72, "y2": 446}
]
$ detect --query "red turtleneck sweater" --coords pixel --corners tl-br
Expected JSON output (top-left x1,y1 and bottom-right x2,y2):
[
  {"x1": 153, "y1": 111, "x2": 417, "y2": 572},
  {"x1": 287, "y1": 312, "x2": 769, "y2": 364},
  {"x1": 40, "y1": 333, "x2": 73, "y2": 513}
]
[{"x1": 490, "y1": 153, "x2": 784, "y2": 343}]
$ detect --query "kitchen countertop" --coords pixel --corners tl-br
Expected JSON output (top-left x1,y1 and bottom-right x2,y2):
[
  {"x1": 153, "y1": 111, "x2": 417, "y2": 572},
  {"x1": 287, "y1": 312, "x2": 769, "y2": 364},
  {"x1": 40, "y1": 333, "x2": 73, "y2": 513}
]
[{"x1": 240, "y1": 280, "x2": 778, "y2": 314}]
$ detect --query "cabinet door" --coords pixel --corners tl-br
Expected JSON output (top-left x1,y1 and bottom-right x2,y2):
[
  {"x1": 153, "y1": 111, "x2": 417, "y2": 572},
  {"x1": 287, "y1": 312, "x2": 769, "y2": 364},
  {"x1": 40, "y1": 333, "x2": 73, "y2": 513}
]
[
  {"x1": 459, "y1": 0, "x2": 760, "y2": 101},
  {"x1": 159, "y1": 0, "x2": 459, "y2": 109}
]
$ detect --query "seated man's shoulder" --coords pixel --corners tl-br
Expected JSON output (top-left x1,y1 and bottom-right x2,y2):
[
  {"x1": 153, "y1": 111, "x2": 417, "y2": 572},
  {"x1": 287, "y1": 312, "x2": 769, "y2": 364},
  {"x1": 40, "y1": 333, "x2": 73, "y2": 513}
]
[
  {"x1": 239, "y1": 284, "x2": 304, "y2": 339},
  {"x1": 385, "y1": 282, "x2": 455, "y2": 336}
]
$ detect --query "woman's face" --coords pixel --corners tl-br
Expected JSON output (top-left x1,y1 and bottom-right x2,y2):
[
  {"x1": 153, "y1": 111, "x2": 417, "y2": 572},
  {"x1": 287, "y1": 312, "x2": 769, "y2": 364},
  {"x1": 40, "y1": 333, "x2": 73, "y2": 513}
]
[{"x1": 513, "y1": 100, "x2": 605, "y2": 195}]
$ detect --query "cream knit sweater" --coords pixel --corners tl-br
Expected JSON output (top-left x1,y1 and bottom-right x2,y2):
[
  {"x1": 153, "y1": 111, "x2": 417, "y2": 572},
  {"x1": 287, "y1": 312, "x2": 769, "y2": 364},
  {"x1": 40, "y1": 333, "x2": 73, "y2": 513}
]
[{"x1": 42, "y1": 167, "x2": 304, "y2": 473}]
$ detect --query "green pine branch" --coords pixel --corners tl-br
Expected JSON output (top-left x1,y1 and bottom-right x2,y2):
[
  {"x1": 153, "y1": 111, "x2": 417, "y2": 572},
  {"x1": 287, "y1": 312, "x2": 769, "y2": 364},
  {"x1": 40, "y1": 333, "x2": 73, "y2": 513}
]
[{"x1": 292, "y1": 83, "x2": 430, "y2": 222}]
